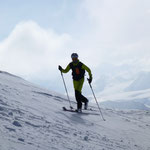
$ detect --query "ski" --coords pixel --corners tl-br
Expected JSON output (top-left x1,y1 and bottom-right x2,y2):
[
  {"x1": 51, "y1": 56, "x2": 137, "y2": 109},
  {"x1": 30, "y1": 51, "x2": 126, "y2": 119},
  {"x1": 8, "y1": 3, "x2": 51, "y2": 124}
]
[
  {"x1": 62, "y1": 106, "x2": 95, "y2": 112},
  {"x1": 62, "y1": 107, "x2": 78, "y2": 113},
  {"x1": 62, "y1": 107, "x2": 99, "y2": 115}
]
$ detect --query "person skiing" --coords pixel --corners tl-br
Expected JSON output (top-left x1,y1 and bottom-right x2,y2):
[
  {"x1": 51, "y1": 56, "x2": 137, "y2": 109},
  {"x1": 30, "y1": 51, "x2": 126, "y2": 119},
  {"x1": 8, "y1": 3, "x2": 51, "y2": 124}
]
[{"x1": 58, "y1": 53, "x2": 92, "y2": 112}]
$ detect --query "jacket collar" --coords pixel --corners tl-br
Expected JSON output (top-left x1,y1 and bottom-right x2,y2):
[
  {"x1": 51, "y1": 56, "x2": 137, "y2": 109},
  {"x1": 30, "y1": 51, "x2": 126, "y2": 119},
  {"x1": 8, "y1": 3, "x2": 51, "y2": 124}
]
[{"x1": 72, "y1": 59, "x2": 79, "y2": 65}]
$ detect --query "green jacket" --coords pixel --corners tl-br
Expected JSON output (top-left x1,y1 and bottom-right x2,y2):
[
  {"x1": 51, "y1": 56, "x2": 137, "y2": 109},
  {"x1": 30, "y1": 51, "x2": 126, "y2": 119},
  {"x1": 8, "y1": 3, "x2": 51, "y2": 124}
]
[{"x1": 61, "y1": 60, "x2": 92, "y2": 80}]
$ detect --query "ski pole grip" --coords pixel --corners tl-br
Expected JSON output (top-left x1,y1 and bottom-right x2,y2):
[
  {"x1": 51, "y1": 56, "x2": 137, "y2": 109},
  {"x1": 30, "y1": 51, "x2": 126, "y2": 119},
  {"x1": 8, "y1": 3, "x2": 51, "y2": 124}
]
[{"x1": 87, "y1": 78, "x2": 92, "y2": 87}]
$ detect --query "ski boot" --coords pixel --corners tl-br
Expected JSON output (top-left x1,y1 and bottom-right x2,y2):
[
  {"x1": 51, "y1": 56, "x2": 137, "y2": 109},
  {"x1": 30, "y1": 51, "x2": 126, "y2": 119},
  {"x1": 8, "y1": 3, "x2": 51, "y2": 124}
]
[
  {"x1": 75, "y1": 108, "x2": 82, "y2": 113},
  {"x1": 84, "y1": 100, "x2": 89, "y2": 110}
]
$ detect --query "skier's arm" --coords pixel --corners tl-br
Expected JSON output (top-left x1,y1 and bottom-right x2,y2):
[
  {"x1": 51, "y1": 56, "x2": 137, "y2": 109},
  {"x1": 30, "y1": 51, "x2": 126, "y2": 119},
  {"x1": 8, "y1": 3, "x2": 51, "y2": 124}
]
[
  {"x1": 82, "y1": 64, "x2": 92, "y2": 79},
  {"x1": 61, "y1": 64, "x2": 71, "y2": 73}
]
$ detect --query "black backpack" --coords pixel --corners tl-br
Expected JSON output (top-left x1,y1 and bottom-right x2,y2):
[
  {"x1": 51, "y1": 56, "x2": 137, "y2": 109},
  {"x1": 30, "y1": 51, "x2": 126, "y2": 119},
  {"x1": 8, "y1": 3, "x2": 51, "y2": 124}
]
[{"x1": 69, "y1": 62, "x2": 85, "y2": 81}]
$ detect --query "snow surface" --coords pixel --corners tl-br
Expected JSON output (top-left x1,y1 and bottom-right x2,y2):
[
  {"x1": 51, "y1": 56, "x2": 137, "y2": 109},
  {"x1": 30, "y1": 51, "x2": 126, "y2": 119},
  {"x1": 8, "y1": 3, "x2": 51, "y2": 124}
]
[{"x1": 0, "y1": 71, "x2": 150, "y2": 150}]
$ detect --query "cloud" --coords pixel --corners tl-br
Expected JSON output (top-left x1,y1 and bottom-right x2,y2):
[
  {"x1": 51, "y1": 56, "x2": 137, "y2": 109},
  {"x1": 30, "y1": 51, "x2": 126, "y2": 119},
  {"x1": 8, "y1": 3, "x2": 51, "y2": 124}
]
[
  {"x1": 79, "y1": 0, "x2": 150, "y2": 69},
  {"x1": 0, "y1": 21, "x2": 71, "y2": 80},
  {"x1": 0, "y1": 20, "x2": 97, "y2": 94}
]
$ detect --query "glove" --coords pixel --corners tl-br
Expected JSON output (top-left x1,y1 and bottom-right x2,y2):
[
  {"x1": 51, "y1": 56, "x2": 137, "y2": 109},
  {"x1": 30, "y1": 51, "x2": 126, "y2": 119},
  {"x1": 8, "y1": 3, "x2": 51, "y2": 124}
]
[
  {"x1": 88, "y1": 77, "x2": 92, "y2": 84},
  {"x1": 58, "y1": 65, "x2": 63, "y2": 71}
]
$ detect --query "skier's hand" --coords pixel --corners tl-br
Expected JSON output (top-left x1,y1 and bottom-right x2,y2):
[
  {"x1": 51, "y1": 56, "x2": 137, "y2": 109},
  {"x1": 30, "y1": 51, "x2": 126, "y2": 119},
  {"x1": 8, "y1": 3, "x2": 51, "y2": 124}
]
[
  {"x1": 58, "y1": 65, "x2": 63, "y2": 71},
  {"x1": 87, "y1": 77, "x2": 92, "y2": 84}
]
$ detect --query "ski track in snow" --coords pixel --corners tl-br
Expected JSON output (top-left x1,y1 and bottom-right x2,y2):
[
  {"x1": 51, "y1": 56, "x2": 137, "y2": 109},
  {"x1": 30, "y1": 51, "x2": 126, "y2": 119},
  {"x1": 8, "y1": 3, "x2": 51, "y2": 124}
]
[{"x1": 0, "y1": 72, "x2": 150, "y2": 150}]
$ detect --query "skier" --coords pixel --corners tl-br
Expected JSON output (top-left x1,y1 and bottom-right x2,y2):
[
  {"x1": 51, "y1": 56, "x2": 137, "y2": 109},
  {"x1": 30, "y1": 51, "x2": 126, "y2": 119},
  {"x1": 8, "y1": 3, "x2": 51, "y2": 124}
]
[{"x1": 58, "y1": 53, "x2": 92, "y2": 112}]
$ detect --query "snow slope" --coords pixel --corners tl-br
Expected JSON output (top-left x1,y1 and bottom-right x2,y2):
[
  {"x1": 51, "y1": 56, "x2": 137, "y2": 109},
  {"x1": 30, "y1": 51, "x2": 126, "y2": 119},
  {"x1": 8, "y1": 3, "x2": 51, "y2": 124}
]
[{"x1": 0, "y1": 71, "x2": 150, "y2": 150}]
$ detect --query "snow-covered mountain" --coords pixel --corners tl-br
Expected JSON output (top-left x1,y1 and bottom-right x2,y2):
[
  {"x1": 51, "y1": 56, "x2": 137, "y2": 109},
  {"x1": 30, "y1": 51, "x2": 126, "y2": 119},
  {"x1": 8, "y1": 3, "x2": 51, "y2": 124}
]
[
  {"x1": 101, "y1": 99, "x2": 150, "y2": 110},
  {"x1": 0, "y1": 71, "x2": 150, "y2": 150},
  {"x1": 125, "y1": 72, "x2": 150, "y2": 92},
  {"x1": 93, "y1": 63, "x2": 137, "y2": 96},
  {"x1": 96, "y1": 70, "x2": 150, "y2": 111},
  {"x1": 92, "y1": 64, "x2": 150, "y2": 111},
  {"x1": 94, "y1": 63, "x2": 150, "y2": 95}
]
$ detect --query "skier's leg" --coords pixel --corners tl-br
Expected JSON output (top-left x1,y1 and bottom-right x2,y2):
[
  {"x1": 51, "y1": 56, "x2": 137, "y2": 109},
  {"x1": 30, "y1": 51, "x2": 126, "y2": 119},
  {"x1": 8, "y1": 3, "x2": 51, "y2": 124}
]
[
  {"x1": 77, "y1": 78, "x2": 88, "y2": 103},
  {"x1": 80, "y1": 94, "x2": 88, "y2": 103},
  {"x1": 75, "y1": 90, "x2": 82, "y2": 109},
  {"x1": 73, "y1": 78, "x2": 88, "y2": 109},
  {"x1": 77, "y1": 78, "x2": 84, "y2": 93},
  {"x1": 77, "y1": 78, "x2": 88, "y2": 109},
  {"x1": 80, "y1": 94, "x2": 88, "y2": 110},
  {"x1": 73, "y1": 79, "x2": 83, "y2": 109}
]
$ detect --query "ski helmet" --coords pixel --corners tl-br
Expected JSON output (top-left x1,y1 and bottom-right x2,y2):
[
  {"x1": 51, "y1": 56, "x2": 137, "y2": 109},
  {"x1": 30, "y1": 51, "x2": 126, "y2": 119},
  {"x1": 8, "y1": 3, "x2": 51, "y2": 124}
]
[{"x1": 71, "y1": 53, "x2": 78, "y2": 59}]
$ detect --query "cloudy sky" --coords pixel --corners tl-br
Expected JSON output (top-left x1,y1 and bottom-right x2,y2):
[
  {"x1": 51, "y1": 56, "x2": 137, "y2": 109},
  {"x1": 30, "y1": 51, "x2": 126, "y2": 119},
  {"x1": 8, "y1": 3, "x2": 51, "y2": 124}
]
[{"x1": 0, "y1": 0, "x2": 150, "y2": 95}]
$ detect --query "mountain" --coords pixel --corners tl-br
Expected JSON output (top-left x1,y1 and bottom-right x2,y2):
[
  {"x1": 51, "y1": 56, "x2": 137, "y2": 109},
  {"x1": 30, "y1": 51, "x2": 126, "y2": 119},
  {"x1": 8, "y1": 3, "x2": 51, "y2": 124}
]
[
  {"x1": 93, "y1": 63, "x2": 150, "y2": 98},
  {"x1": 100, "y1": 87, "x2": 150, "y2": 111},
  {"x1": 93, "y1": 63, "x2": 137, "y2": 96},
  {"x1": 101, "y1": 99, "x2": 150, "y2": 110},
  {"x1": 125, "y1": 72, "x2": 150, "y2": 92},
  {"x1": 100, "y1": 71, "x2": 150, "y2": 111},
  {"x1": 0, "y1": 71, "x2": 150, "y2": 150}
]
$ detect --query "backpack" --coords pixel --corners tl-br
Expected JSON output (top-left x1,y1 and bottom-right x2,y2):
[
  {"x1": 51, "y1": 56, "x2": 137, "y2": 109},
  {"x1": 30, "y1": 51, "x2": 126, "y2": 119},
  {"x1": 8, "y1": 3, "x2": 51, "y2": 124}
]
[{"x1": 69, "y1": 62, "x2": 85, "y2": 81}]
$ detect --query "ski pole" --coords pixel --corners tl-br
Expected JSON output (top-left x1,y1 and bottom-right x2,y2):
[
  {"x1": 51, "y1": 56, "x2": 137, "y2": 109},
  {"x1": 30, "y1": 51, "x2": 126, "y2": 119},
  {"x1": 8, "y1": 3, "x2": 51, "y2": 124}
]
[
  {"x1": 88, "y1": 79, "x2": 105, "y2": 121},
  {"x1": 60, "y1": 71, "x2": 73, "y2": 109}
]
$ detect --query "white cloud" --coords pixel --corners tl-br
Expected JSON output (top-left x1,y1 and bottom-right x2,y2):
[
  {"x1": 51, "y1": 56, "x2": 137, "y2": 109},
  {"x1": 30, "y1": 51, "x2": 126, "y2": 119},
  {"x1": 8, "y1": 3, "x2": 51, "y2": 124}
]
[
  {"x1": 78, "y1": 0, "x2": 150, "y2": 70},
  {"x1": 0, "y1": 21, "x2": 71, "y2": 80}
]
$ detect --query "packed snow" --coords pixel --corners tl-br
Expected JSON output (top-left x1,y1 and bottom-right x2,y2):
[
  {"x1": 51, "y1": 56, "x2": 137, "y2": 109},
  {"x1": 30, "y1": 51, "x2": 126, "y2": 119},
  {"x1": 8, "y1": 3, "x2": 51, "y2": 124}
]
[{"x1": 0, "y1": 71, "x2": 150, "y2": 150}]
